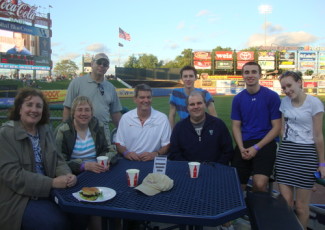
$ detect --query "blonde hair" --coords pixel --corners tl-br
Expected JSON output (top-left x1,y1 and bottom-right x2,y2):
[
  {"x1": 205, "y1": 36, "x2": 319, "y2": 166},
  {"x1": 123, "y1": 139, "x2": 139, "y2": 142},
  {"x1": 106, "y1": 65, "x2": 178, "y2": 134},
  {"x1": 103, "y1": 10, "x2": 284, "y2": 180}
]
[{"x1": 71, "y1": 96, "x2": 93, "y2": 119}]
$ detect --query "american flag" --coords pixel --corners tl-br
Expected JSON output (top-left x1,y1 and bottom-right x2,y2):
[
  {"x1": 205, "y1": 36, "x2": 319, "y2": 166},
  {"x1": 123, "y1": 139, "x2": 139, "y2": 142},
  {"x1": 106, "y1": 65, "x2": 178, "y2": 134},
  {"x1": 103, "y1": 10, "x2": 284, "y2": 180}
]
[
  {"x1": 119, "y1": 28, "x2": 131, "y2": 41},
  {"x1": 118, "y1": 43, "x2": 124, "y2": 47}
]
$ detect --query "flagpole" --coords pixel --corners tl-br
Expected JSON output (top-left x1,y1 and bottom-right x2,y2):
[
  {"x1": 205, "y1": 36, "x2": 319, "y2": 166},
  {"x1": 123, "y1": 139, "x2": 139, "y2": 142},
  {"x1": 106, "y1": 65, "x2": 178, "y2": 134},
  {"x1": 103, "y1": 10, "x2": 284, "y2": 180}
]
[{"x1": 118, "y1": 44, "x2": 120, "y2": 67}]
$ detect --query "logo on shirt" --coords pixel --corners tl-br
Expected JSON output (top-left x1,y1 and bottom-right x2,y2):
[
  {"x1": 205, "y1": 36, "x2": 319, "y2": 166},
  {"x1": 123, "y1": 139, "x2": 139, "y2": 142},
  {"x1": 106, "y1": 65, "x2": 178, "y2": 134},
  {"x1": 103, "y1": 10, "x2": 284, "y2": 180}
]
[{"x1": 209, "y1": 130, "x2": 214, "y2": 135}]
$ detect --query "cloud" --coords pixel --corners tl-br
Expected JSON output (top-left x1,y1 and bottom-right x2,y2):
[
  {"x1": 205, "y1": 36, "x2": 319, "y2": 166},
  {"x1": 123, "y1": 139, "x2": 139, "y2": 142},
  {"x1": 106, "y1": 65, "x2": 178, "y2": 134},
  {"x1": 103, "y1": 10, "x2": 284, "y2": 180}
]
[
  {"x1": 246, "y1": 31, "x2": 318, "y2": 47},
  {"x1": 196, "y1": 9, "x2": 219, "y2": 23},
  {"x1": 265, "y1": 22, "x2": 283, "y2": 33},
  {"x1": 85, "y1": 43, "x2": 109, "y2": 53},
  {"x1": 177, "y1": 21, "x2": 185, "y2": 30},
  {"x1": 196, "y1": 10, "x2": 209, "y2": 17},
  {"x1": 164, "y1": 40, "x2": 179, "y2": 50},
  {"x1": 58, "y1": 52, "x2": 80, "y2": 61},
  {"x1": 184, "y1": 36, "x2": 199, "y2": 42}
]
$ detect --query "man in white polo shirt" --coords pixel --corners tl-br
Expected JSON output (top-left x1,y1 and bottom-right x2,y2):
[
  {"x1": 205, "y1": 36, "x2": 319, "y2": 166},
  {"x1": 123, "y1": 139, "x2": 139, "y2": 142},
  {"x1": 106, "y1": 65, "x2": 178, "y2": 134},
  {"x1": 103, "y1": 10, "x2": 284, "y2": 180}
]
[{"x1": 115, "y1": 84, "x2": 171, "y2": 161}]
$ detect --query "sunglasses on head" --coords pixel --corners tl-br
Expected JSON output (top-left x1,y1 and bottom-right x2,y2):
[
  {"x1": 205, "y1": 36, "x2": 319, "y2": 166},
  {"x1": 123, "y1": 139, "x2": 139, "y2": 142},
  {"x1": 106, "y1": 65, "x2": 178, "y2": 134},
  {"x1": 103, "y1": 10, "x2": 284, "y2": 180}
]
[{"x1": 96, "y1": 59, "x2": 109, "y2": 67}]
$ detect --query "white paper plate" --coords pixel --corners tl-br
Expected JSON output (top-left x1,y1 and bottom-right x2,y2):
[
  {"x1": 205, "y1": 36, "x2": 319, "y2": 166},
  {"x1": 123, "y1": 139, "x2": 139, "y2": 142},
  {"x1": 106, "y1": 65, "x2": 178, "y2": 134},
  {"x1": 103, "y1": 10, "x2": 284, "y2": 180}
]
[{"x1": 72, "y1": 187, "x2": 116, "y2": 202}]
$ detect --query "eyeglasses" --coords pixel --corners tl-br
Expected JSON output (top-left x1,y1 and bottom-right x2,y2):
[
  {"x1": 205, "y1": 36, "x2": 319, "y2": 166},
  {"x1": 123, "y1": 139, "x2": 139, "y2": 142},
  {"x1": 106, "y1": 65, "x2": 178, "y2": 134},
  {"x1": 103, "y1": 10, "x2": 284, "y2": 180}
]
[
  {"x1": 96, "y1": 59, "x2": 109, "y2": 67},
  {"x1": 98, "y1": 83, "x2": 104, "y2": 96}
]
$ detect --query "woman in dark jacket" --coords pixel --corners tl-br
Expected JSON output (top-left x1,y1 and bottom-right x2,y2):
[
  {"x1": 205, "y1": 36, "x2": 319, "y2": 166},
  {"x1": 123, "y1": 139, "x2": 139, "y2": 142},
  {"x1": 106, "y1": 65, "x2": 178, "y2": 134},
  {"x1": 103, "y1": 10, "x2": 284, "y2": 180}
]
[{"x1": 55, "y1": 95, "x2": 116, "y2": 175}]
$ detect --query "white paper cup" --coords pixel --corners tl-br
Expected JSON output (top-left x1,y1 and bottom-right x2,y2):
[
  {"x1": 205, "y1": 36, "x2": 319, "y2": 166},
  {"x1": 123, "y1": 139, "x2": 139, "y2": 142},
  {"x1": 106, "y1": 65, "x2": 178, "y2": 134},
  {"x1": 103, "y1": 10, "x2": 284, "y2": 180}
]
[
  {"x1": 188, "y1": 162, "x2": 200, "y2": 178},
  {"x1": 97, "y1": 156, "x2": 109, "y2": 167},
  {"x1": 126, "y1": 169, "x2": 140, "y2": 187}
]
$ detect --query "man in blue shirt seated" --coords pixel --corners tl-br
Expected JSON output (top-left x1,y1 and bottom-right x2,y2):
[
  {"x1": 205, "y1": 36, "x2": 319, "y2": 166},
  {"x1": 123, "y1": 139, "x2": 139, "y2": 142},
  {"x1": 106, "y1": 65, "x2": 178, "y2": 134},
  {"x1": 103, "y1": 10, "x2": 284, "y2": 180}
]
[
  {"x1": 168, "y1": 90, "x2": 234, "y2": 165},
  {"x1": 6, "y1": 32, "x2": 32, "y2": 55}
]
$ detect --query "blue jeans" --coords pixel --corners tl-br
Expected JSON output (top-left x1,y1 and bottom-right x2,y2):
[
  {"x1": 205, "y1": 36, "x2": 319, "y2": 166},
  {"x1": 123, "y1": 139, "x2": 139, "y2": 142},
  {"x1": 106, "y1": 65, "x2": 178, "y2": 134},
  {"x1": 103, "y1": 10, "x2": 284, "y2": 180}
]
[{"x1": 21, "y1": 199, "x2": 70, "y2": 230}]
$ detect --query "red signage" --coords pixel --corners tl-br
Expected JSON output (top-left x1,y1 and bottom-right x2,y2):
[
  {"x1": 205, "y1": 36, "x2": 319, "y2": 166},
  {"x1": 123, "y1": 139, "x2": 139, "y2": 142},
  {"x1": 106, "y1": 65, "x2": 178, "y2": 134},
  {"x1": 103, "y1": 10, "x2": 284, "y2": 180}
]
[
  {"x1": 260, "y1": 80, "x2": 274, "y2": 88},
  {"x1": 303, "y1": 81, "x2": 317, "y2": 88},
  {"x1": 193, "y1": 51, "x2": 211, "y2": 60},
  {"x1": 215, "y1": 51, "x2": 233, "y2": 60},
  {"x1": 0, "y1": 0, "x2": 51, "y2": 27},
  {"x1": 237, "y1": 51, "x2": 254, "y2": 61},
  {"x1": 194, "y1": 60, "x2": 211, "y2": 69},
  {"x1": 237, "y1": 61, "x2": 249, "y2": 70},
  {"x1": 205, "y1": 88, "x2": 217, "y2": 95}
]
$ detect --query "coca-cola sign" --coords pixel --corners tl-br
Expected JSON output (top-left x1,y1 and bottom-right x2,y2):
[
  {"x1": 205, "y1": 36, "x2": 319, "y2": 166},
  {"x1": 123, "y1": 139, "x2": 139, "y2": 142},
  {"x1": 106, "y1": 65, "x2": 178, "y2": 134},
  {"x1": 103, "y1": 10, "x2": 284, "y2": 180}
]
[{"x1": 0, "y1": 0, "x2": 37, "y2": 20}]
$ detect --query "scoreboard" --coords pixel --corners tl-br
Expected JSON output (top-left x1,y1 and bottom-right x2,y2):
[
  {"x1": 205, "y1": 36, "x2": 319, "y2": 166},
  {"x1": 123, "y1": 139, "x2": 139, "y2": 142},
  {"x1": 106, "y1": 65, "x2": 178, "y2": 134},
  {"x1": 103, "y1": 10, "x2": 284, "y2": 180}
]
[
  {"x1": 0, "y1": 53, "x2": 51, "y2": 70},
  {"x1": 1, "y1": 53, "x2": 35, "y2": 65}
]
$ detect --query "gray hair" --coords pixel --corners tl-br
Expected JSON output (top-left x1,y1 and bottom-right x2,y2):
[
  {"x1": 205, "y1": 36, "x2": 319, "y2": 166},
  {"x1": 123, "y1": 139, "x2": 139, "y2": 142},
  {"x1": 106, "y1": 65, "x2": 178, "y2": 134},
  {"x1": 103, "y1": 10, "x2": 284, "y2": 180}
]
[
  {"x1": 134, "y1": 84, "x2": 152, "y2": 97},
  {"x1": 186, "y1": 90, "x2": 206, "y2": 106}
]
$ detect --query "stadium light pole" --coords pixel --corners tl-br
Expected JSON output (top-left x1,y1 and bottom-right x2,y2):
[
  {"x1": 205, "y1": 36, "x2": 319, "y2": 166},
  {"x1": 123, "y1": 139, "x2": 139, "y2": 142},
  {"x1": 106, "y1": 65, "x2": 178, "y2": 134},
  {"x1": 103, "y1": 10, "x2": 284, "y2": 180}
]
[{"x1": 258, "y1": 4, "x2": 272, "y2": 47}]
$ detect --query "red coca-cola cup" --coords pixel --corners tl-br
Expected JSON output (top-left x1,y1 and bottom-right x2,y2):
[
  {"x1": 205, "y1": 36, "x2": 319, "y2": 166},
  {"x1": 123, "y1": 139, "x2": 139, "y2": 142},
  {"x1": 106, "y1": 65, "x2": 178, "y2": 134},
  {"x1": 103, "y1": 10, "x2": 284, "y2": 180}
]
[
  {"x1": 188, "y1": 162, "x2": 201, "y2": 178},
  {"x1": 126, "y1": 169, "x2": 140, "y2": 187}
]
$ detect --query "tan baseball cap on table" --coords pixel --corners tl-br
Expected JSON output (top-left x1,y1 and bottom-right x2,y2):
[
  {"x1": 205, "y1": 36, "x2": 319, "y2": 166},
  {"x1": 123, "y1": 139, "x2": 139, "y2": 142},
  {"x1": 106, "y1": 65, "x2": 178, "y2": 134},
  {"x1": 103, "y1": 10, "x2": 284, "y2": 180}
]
[{"x1": 135, "y1": 173, "x2": 174, "y2": 196}]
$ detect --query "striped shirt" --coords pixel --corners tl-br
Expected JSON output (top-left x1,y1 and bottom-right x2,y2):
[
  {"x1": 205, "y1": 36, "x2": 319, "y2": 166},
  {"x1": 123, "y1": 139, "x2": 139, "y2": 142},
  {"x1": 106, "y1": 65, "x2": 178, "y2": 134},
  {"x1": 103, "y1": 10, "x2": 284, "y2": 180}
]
[{"x1": 71, "y1": 128, "x2": 96, "y2": 162}]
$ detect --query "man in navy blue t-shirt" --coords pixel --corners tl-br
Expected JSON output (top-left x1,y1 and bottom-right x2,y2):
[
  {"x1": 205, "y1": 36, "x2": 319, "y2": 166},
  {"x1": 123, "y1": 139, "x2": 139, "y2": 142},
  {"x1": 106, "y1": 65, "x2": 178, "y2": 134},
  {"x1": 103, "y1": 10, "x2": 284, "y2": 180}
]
[{"x1": 231, "y1": 62, "x2": 281, "y2": 192}]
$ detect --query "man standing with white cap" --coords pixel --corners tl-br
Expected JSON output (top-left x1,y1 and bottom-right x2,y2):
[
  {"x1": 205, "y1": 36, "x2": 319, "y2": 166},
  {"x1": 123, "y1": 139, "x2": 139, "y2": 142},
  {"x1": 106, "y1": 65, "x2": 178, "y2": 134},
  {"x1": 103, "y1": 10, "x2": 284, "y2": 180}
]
[{"x1": 63, "y1": 53, "x2": 122, "y2": 139}]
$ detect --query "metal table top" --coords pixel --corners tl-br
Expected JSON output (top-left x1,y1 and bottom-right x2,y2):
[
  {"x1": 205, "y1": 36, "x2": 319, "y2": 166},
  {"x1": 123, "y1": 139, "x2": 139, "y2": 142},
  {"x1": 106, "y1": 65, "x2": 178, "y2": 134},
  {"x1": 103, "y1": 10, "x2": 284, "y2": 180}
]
[{"x1": 52, "y1": 159, "x2": 247, "y2": 226}]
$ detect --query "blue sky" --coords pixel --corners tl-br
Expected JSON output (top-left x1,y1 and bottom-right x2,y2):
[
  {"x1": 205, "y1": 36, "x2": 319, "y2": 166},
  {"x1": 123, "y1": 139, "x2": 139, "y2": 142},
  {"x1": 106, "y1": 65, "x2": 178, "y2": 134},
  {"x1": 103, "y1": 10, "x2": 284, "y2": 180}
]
[{"x1": 31, "y1": 0, "x2": 325, "y2": 74}]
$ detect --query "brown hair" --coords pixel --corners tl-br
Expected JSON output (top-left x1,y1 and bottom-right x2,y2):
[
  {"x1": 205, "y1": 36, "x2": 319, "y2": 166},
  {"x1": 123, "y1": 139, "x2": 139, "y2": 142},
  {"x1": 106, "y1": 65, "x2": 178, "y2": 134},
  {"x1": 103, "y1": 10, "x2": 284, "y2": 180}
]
[
  {"x1": 180, "y1": 65, "x2": 197, "y2": 78},
  {"x1": 9, "y1": 88, "x2": 50, "y2": 125},
  {"x1": 242, "y1": 62, "x2": 262, "y2": 74},
  {"x1": 279, "y1": 71, "x2": 302, "y2": 82}
]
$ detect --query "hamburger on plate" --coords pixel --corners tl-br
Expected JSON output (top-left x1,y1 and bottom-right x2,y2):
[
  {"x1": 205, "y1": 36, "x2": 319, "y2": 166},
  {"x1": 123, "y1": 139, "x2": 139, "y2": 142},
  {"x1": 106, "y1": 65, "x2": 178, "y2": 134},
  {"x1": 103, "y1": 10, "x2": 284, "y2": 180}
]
[{"x1": 79, "y1": 187, "x2": 102, "y2": 201}]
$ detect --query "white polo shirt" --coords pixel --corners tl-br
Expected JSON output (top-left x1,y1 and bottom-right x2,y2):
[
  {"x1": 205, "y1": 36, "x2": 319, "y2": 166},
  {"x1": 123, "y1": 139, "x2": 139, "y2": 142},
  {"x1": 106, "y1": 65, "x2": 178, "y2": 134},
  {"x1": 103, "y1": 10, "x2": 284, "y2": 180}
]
[{"x1": 116, "y1": 108, "x2": 171, "y2": 154}]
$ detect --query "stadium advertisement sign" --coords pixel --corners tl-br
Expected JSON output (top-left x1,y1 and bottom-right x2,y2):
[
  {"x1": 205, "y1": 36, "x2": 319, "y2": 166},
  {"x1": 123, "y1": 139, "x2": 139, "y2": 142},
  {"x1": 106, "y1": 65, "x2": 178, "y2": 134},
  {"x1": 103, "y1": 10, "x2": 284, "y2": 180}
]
[
  {"x1": 116, "y1": 88, "x2": 135, "y2": 97},
  {"x1": 194, "y1": 60, "x2": 211, "y2": 69},
  {"x1": 231, "y1": 80, "x2": 245, "y2": 87},
  {"x1": 0, "y1": 0, "x2": 51, "y2": 27},
  {"x1": 215, "y1": 61, "x2": 232, "y2": 69},
  {"x1": 280, "y1": 52, "x2": 295, "y2": 60},
  {"x1": 304, "y1": 88, "x2": 317, "y2": 94},
  {"x1": 216, "y1": 80, "x2": 231, "y2": 88},
  {"x1": 318, "y1": 88, "x2": 325, "y2": 95},
  {"x1": 237, "y1": 51, "x2": 254, "y2": 61},
  {"x1": 319, "y1": 52, "x2": 325, "y2": 72},
  {"x1": 299, "y1": 51, "x2": 316, "y2": 71},
  {"x1": 237, "y1": 61, "x2": 249, "y2": 70},
  {"x1": 260, "y1": 80, "x2": 274, "y2": 88},
  {"x1": 317, "y1": 81, "x2": 325, "y2": 88},
  {"x1": 279, "y1": 60, "x2": 295, "y2": 69},
  {"x1": 215, "y1": 51, "x2": 233, "y2": 60},
  {"x1": 201, "y1": 80, "x2": 216, "y2": 87},
  {"x1": 258, "y1": 51, "x2": 275, "y2": 61},
  {"x1": 304, "y1": 81, "x2": 317, "y2": 88},
  {"x1": 258, "y1": 61, "x2": 274, "y2": 70},
  {"x1": 42, "y1": 90, "x2": 66, "y2": 102},
  {"x1": 204, "y1": 88, "x2": 217, "y2": 95},
  {"x1": 193, "y1": 51, "x2": 211, "y2": 60}
]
